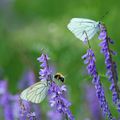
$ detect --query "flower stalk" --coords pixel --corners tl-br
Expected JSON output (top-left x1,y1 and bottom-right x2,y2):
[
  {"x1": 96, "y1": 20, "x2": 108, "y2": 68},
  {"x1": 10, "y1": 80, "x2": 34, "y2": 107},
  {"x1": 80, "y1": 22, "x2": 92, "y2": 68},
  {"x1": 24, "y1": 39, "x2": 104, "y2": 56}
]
[
  {"x1": 98, "y1": 24, "x2": 120, "y2": 107},
  {"x1": 38, "y1": 53, "x2": 74, "y2": 120},
  {"x1": 82, "y1": 47, "x2": 113, "y2": 119}
]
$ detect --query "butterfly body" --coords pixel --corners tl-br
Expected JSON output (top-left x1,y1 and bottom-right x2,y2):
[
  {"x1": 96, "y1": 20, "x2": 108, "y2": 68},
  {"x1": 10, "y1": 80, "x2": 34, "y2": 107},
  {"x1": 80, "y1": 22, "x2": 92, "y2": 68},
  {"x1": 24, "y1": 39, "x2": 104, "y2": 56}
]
[{"x1": 67, "y1": 18, "x2": 100, "y2": 41}]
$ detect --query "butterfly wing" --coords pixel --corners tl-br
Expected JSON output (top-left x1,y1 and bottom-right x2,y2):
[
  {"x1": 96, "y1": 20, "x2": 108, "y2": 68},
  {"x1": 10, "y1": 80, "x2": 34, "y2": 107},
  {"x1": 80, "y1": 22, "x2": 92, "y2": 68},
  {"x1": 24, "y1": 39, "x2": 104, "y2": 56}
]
[
  {"x1": 67, "y1": 18, "x2": 99, "y2": 41},
  {"x1": 20, "y1": 80, "x2": 49, "y2": 103}
]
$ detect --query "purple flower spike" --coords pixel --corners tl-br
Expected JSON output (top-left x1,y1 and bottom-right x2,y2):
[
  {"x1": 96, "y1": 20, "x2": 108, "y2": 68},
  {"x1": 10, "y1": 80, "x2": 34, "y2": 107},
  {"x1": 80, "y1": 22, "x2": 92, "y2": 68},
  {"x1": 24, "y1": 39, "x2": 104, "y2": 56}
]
[
  {"x1": 19, "y1": 99, "x2": 37, "y2": 120},
  {"x1": 82, "y1": 49, "x2": 114, "y2": 120},
  {"x1": 18, "y1": 70, "x2": 36, "y2": 90},
  {"x1": 48, "y1": 81, "x2": 74, "y2": 120},
  {"x1": 37, "y1": 54, "x2": 51, "y2": 81},
  {"x1": 0, "y1": 80, "x2": 7, "y2": 94},
  {"x1": 0, "y1": 80, "x2": 14, "y2": 120},
  {"x1": 47, "y1": 110, "x2": 63, "y2": 120},
  {"x1": 37, "y1": 53, "x2": 74, "y2": 119},
  {"x1": 85, "y1": 85, "x2": 103, "y2": 120},
  {"x1": 98, "y1": 24, "x2": 119, "y2": 109}
]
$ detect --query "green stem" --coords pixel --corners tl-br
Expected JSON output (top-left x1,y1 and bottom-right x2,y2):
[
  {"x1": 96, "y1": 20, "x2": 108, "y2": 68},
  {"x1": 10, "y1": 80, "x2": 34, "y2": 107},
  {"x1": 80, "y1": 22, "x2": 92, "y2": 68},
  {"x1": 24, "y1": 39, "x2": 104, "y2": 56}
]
[{"x1": 83, "y1": 31, "x2": 91, "y2": 49}]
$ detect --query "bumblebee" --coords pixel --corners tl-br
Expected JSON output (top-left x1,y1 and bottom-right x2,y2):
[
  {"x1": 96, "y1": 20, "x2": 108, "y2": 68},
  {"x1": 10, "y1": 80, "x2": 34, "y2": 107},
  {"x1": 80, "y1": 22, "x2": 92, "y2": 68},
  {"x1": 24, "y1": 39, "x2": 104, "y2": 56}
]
[{"x1": 54, "y1": 73, "x2": 64, "y2": 82}]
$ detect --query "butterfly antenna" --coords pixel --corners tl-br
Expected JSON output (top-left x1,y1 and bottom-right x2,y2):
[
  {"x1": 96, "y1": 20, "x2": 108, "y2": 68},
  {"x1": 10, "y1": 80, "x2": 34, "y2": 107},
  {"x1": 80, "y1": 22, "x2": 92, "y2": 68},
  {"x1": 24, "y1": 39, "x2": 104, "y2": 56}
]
[{"x1": 100, "y1": 10, "x2": 111, "y2": 21}]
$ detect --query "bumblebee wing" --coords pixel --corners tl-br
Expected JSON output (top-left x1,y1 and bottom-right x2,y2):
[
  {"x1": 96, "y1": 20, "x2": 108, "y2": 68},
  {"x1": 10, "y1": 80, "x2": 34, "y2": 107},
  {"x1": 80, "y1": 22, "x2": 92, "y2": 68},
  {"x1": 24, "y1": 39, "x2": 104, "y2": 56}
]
[
  {"x1": 67, "y1": 18, "x2": 99, "y2": 41},
  {"x1": 20, "y1": 80, "x2": 49, "y2": 103}
]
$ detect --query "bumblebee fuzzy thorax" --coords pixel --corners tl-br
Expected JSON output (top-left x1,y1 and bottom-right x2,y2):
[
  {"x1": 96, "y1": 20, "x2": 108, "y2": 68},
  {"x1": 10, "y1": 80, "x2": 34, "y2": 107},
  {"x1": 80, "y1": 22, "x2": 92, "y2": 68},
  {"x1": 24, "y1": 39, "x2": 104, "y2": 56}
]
[{"x1": 54, "y1": 73, "x2": 64, "y2": 82}]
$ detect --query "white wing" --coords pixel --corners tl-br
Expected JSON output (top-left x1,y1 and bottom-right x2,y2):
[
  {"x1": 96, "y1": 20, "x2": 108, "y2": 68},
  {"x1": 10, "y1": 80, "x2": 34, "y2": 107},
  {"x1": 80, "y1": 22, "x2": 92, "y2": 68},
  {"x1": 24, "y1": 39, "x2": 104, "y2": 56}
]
[
  {"x1": 20, "y1": 80, "x2": 49, "y2": 103},
  {"x1": 67, "y1": 18, "x2": 100, "y2": 41}
]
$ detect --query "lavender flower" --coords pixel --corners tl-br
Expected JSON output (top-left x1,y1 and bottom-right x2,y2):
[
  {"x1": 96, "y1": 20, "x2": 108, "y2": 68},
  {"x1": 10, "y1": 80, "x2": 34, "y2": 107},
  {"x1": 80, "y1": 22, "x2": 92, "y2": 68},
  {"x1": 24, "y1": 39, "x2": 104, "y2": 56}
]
[
  {"x1": 9, "y1": 93, "x2": 41, "y2": 120},
  {"x1": 18, "y1": 70, "x2": 41, "y2": 119},
  {"x1": 0, "y1": 80, "x2": 14, "y2": 120},
  {"x1": 0, "y1": 80, "x2": 7, "y2": 94},
  {"x1": 47, "y1": 109, "x2": 63, "y2": 120},
  {"x1": 82, "y1": 49, "x2": 113, "y2": 120},
  {"x1": 48, "y1": 82, "x2": 74, "y2": 120},
  {"x1": 37, "y1": 54, "x2": 51, "y2": 81},
  {"x1": 0, "y1": 79, "x2": 40, "y2": 120},
  {"x1": 19, "y1": 98, "x2": 37, "y2": 120},
  {"x1": 18, "y1": 70, "x2": 36, "y2": 90},
  {"x1": 10, "y1": 95, "x2": 21, "y2": 119},
  {"x1": 1, "y1": 93, "x2": 14, "y2": 120},
  {"x1": 37, "y1": 53, "x2": 74, "y2": 120},
  {"x1": 85, "y1": 85, "x2": 103, "y2": 120},
  {"x1": 98, "y1": 24, "x2": 120, "y2": 109},
  {"x1": 32, "y1": 104, "x2": 41, "y2": 120}
]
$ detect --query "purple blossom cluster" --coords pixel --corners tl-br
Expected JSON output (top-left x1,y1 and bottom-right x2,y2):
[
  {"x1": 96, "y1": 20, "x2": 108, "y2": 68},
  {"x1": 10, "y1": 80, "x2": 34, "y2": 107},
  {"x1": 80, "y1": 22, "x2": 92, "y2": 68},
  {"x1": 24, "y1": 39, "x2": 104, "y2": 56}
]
[
  {"x1": 37, "y1": 53, "x2": 74, "y2": 120},
  {"x1": 82, "y1": 49, "x2": 113, "y2": 120},
  {"x1": 0, "y1": 80, "x2": 14, "y2": 120},
  {"x1": 0, "y1": 53, "x2": 74, "y2": 120},
  {"x1": 48, "y1": 82, "x2": 74, "y2": 120},
  {"x1": 18, "y1": 70, "x2": 36, "y2": 89},
  {"x1": 0, "y1": 70, "x2": 41, "y2": 120},
  {"x1": 18, "y1": 70, "x2": 41, "y2": 119},
  {"x1": 85, "y1": 85, "x2": 103, "y2": 120},
  {"x1": 37, "y1": 54, "x2": 52, "y2": 81},
  {"x1": 98, "y1": 24, "x2": 120, "y2": 110},
  {"x1": 19, "y1": 98, "x2": 37, "y2": 120},
  {"x1": 47, "y1": 109, "x2": 63, "y2": 120}
]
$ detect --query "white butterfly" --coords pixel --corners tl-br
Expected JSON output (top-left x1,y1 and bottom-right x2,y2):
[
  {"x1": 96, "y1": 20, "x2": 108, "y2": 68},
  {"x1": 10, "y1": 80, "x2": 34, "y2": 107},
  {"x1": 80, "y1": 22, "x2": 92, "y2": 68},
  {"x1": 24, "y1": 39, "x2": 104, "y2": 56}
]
[
  {"x1": 20, "y1": 80, "x2": 49, "y2": 103},
  {"x1": 67, "y1": 18, "x2": 100, "y2": 41}
]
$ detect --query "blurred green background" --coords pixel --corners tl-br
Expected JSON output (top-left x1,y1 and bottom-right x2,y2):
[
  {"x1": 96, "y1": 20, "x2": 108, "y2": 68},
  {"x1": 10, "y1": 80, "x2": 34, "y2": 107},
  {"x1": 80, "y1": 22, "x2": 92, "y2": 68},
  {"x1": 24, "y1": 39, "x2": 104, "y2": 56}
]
[{"x1": 0, "y1": 0, "x2": 120, "y2": 119}]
